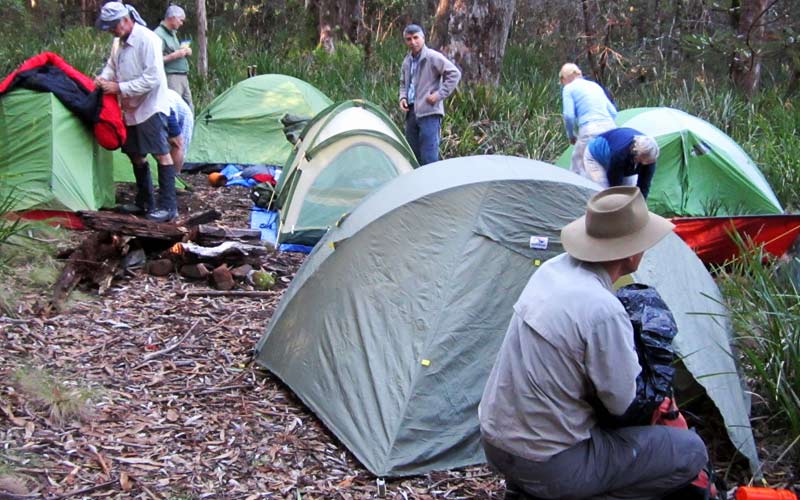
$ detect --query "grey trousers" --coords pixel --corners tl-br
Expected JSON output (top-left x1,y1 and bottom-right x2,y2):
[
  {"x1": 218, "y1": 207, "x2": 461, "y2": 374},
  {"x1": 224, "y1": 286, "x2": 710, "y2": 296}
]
[
  {"x1": 483, "y1": 425, "x2": 708, "y2": 500},
  {"x1": 167, "y1": 73, "x2": 194, "y2": 111}
]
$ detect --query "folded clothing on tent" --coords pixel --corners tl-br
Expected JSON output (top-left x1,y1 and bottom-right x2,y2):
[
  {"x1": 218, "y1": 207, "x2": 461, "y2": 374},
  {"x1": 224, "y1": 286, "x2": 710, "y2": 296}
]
[{"x1": 0, "y1": 52, "x2": 126, "y2": 149}]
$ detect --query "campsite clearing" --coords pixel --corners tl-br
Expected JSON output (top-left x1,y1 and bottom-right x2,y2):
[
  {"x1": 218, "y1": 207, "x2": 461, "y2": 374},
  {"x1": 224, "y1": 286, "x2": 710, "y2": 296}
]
[{"x1": 0, "y1": 174, "x2": 795, "y2": 498}]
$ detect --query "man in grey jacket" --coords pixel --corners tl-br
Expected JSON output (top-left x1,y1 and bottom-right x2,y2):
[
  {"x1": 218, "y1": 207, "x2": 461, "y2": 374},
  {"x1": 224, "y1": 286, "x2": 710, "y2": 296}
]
[{"x1": 399, "y1": 24, "x2": 461, "y2": 165}]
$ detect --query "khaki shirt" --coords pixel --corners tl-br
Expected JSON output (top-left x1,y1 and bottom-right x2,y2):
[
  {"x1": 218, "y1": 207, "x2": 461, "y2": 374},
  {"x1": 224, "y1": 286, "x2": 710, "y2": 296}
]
[{"x1": 479, "y1": 253, "x2": 640, "y2": 461}]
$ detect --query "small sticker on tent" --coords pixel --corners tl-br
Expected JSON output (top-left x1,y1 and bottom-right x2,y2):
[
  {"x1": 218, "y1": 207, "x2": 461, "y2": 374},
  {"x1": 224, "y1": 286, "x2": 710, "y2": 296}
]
[
  {"x1": 420, "y1": 359, "x2": 431, "y2": 367},
  {"x1": 529, "y1": 236, "x2": 549, "y2": 250}
]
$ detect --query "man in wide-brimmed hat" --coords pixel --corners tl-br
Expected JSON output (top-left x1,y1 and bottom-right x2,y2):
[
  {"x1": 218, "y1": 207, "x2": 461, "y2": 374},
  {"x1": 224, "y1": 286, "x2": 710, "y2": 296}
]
[
  {"x1": 479, "y1": 187, "x2": 708, "y2": 499},
  {"x1": 95, "y1": 2, "x2": 178, "y2": 222}
]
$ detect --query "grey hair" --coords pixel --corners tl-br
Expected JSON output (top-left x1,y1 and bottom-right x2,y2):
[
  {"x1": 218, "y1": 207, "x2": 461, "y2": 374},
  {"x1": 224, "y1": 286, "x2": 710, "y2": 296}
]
[
  {"x1": 632, "y1": 135, "x2": 660, "y2": 164},
  {"x1": 403, "y1": 24, "x2": 424, "y2": 37},
  {"x1": 165, "y1": 4, "x2": 185, "y2": 19},
  {"x1": 559, "y1": 63, "x2": 582, "y2": 81}
]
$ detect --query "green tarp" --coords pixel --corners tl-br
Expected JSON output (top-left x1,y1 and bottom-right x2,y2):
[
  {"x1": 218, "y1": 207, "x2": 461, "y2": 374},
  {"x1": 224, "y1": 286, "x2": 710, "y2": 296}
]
[
  {"x1": 186, "y1": 74, "x2": 332, "y2": 167},
  {"x1": 255, "y1": 156, "x2": 758, "y2": 477},
  {"x1": 0, "y1": 89, "x2": 114, "y2": 212},
  {"x1": 556, "y1": 107, "x2": 782, "y2": 216}
]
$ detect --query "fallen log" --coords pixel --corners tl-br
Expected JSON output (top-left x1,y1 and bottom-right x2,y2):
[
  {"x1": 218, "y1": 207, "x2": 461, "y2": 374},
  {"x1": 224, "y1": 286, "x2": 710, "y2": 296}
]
[
  {"x1": 170, "y1": 241, "x2": 269, "y2": 260},
  {"x1": 180, "y1": 290, "x2": 277, "y2": 298},
  {"x1": 78, "y1": 211, "x2": 187, "y2": 241},
  {"x1": 77, "y1": 209, "x2": 222, "y2": 241},
  {"x1": 47, "y1": 231, "x2": 129, "y2": 314},
  {"x1": 188, "y1": 224, "x2": 263, "y2": 246},
  {"x1": 176, "y1": 209, "x2": 221, "y2": 227}
]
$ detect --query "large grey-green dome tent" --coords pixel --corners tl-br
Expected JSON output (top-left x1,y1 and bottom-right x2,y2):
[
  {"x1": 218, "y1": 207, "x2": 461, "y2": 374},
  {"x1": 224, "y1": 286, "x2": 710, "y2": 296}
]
[
  {"x1": 185, "y1": 74, "x2": 332, "y2": 167},
  {"x1": 556, "y1": 107, "x2": 782, "y2": 217},
  {"x1": 255, "y1": 155, "x2": 758, "y2": 477},
  {"x1": 273, "y1": 99, "x2": 418, "y2": 246}
]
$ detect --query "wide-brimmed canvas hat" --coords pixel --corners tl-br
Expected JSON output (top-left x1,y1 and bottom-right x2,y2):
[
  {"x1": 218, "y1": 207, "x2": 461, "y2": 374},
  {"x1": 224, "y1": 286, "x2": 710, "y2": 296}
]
[{"x1": 561, "y1": 186, "x2": 674, "y2": 262}]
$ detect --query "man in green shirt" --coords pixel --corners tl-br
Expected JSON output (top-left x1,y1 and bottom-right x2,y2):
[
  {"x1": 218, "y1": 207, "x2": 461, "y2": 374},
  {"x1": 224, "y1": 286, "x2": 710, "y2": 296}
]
[{"x1": 154, "y1": 5, "x2": 193, "y2": 110}]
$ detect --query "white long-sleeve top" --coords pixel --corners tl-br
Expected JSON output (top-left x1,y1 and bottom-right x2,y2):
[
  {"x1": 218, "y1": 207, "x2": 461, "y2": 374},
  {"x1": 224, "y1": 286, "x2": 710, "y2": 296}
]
[{"x1": 100, "y1": 23, "x2": 170, "y2": 126}]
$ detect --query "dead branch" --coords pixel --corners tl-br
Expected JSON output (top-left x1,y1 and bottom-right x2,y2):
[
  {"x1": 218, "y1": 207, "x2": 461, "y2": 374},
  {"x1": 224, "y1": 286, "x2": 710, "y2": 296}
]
[
  {"x1": 140, "y1": 319, "x2": 202, "y2": 363},
  {"x1": 180, "y1": 290, "x2": 277, "y2": 298}
]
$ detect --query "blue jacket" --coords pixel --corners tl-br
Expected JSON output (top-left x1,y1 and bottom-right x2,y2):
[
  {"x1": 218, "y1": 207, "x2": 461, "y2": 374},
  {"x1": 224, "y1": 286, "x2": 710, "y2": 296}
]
[
  {"x1": 588, "y1": 127, "x2": 656, "y2": 198},
  {"x1": 562, "y1": 77, "x2": 617, "y2": 141}
]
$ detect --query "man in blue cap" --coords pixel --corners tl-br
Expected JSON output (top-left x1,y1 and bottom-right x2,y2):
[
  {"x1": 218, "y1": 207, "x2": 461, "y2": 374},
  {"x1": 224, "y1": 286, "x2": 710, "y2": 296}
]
[
  {"x1": 399, "y1": 24, "x2": 461, "y2": 165},
  {"x1": 95, "y1": 2, "x2": 178, "y2": 222}
]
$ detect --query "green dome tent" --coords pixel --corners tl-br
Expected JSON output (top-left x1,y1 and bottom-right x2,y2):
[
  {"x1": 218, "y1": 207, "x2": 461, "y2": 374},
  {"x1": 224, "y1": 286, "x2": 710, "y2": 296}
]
[
  {"x1": 255, "y1": 155, "x2": 758, "y2": 477},
  {"x1": 556, "y1": 107, "x2": 782, "y2": 217},
  {"x1": 0, "y1": 89, "x2": 115, "y2": 213},
  {"x1": 273, "y1": 99, "x2": 419, "y2": 246},
  {"x1": 185, "y1": 74, "x2": 332, "y2": 167}
]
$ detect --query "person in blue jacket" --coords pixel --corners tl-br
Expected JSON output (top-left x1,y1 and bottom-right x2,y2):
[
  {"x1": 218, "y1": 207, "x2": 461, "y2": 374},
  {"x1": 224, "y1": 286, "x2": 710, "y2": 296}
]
[
  {"x1": 560, "y1": 63, "x2": 618, "y2": 176},
  {"x1": 583, "y1": 127, "x2": 660, "y2": 198}
]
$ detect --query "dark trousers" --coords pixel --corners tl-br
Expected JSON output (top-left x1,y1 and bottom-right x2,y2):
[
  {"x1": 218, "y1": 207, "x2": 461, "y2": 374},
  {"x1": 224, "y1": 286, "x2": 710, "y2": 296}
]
[
  {"x1": 404, "y1": 109, "x2": 442, "y2": 165},
  {"x1": 482, "y1": 425, "x2": 707, "y2": 500}
]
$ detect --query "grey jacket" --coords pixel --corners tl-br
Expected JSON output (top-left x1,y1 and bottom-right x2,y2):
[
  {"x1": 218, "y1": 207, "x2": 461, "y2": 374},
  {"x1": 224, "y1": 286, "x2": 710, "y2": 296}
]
[{"x1": 399, "y1": 45, "x2": 461, "y2": 118}]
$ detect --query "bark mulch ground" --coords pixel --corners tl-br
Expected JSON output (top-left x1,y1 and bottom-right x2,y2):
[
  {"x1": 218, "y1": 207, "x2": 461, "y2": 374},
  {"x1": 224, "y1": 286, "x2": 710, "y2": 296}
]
[
  {"x1": 0, "y1": 174, "x2": 502, "y2": 499},
  {"x1": 0, "y1": 173, "x2": 794, "y2": 499}
]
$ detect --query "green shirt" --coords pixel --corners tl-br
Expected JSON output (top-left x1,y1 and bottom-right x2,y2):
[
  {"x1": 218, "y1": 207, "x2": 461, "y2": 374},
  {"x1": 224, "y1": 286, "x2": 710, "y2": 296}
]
[{"x1": 154, "y1": 23, "x2": 189, "y2": 74}]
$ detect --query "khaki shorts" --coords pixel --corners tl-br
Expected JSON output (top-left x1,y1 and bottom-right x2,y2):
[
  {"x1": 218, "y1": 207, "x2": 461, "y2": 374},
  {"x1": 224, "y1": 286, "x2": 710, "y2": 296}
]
[{"x1": 167, "y1": 73, "x2": 194, "y2": 111}]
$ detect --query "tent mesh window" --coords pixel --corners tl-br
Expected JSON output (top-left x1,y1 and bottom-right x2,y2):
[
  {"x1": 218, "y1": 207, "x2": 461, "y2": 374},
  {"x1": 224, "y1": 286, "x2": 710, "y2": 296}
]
[{"x1": 298, "y1": 145, "x2": 398, "y2": 229}]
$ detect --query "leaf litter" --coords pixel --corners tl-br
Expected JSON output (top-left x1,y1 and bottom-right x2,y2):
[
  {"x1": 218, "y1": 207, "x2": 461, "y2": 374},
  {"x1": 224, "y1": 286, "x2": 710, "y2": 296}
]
[{"x1": 0, "y1": 175, "x2": 505, "y2": 499}]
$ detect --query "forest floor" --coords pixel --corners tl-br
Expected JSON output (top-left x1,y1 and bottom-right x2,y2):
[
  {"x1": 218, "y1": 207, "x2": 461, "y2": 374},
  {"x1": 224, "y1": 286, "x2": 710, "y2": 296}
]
[{"x1": 0, "y1": 173, "x2": 796, "y2": 499}]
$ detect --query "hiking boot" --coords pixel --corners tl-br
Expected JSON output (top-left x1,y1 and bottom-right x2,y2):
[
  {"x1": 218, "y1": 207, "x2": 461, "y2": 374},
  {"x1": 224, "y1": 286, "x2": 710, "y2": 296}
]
[
  {"x1": 146, "y1": 208, "x2": 177, "y2": 223},
  {"x1": 117, "y1": 161, "x2": 155, "y2": 215},
  {"x1": 148, "y1": 163, "x2": 178, "y2": 223}
]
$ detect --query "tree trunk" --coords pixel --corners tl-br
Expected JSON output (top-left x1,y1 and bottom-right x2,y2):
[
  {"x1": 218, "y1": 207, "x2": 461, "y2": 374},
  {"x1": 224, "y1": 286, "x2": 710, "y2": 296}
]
[
  {"x1": 430, "y1": 0, "x2": 516, "y2": 85},
  {"x1": 196, "y1": 0, "x2": 208, "y2": 78},
  {"x1": 580, "y1": 0, "x2": 601, "y2": 81},
  {"x1": 730, "y1": 0, "x2": 769, "y2": 98},
  {"x1": 311, "y1": 0, "x2": 361, "y2": 53}
]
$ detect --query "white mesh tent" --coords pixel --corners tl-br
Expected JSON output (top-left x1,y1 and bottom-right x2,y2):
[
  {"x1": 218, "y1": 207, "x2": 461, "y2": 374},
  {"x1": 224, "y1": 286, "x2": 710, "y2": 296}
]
[
  {"x1": 272, "y1": 99, "x2": 418, "y2": 246},
  {"x1": 255, "y1": 155, "x2": 758, "y2": 477}
]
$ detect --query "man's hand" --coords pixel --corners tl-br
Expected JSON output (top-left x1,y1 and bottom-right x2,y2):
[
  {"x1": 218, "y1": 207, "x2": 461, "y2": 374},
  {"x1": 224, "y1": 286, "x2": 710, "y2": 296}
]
[
  {"x1": 425, "y1": 92, "x2": 439, "y2": 105},
  {"x1": 181, "y1": 47, "x2": 192, "y2": 57},
  {"x1": 399, "y1": 97, "x2": 409, "y2": 112},
  {"x1": 96, "y1": 78, "x2": 120, "y2": 95},
  {"x1": 168, "y1": 136, "x2": 183, "y2": 148}
]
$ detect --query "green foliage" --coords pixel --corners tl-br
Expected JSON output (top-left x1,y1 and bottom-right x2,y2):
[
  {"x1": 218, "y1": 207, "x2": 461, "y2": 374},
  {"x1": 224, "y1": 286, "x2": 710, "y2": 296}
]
[
  {"x1": 45, "y1": 27, "x2": 111, "y2": 77},
  {"x1": 0, "y1": 185, "x2": 27, "y2": 258},
  {"x1": 0, "y1": 226, "x2": 64, "y2": 317},
  {"x1": 717, "y1": 239, "x2": 800, "y2": 442}
]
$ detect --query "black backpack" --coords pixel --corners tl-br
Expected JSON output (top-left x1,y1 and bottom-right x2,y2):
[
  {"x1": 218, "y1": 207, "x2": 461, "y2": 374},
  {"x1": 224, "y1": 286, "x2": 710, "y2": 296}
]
[{"x1": 250, "y1": 182, "x2": 275, "y2": 210}]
